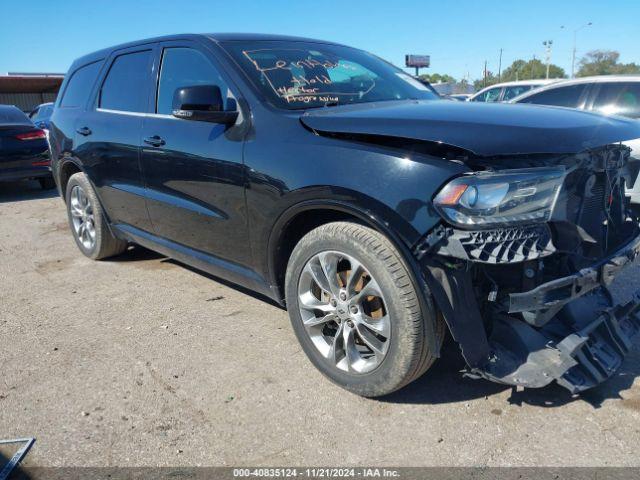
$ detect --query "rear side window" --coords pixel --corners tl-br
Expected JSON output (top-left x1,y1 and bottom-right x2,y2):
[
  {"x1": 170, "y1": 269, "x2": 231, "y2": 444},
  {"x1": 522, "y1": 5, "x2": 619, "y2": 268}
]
[
  {"x1": 591, "y1": 82, "x2": 640, "y2": 119},
  {"x1": 518, "y1": 84, "x2": 587, "y2": 108},
  {"x1": 156, "y1": 47, "x2": 230, "y2": 115},
  {"x1": 502, "y1": 85, "x2": 533, "y2": 101},
  {"x1": 100, "y1": 50, "x2": 151, "y2": 112},
  {"x1": 60, "y1": 61, "x2": 102, "y2": 108},
  {"x1": 472, "y1": 87, "x2": 502, "y2": 102}
]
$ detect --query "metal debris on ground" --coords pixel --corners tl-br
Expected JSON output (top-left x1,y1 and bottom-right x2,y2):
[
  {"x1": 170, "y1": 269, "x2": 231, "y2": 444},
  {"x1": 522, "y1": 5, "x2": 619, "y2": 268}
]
[{"x1": 0, "y1": 437, "x2": 35, "y2": 480}]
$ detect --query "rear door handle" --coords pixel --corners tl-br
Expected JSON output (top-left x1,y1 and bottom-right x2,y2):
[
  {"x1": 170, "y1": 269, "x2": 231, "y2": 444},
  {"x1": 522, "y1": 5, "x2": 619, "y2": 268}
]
[
  {"x1": 143, "y1": 135, "x2": 165, "y2": 147},
  {"x1": 76, "y1": 126, "x2": 92, "y2": 136}
]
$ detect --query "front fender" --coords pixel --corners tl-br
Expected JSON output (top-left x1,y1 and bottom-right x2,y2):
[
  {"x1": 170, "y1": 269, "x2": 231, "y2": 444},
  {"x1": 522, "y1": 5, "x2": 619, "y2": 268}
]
[
  {"x1": 245, "y1": 133, "x2": 469, "y2": 264},
  {"x1": 266, "y1": 194, "x2": 412, "y2": 277}
]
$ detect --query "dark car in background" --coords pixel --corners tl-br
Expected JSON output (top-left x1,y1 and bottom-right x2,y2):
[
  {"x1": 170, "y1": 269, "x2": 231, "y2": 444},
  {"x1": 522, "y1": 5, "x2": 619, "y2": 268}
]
[
  {"x1": 29, "y1": 102, "x2": 55, "y2": 130},
  {"x1": 49, "y1": 34, "x2": 640, "y2": 397},
  {"x1": 511, "y1": 76, "x2": 640, "y2": 204},
  {"x1": 1, "y1": 104, "x2": 53, "y2": 189}
]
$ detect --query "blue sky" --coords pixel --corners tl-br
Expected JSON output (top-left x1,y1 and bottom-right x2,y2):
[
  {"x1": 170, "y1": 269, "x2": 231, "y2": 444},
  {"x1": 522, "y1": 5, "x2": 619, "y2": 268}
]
[{"x1": 1, "y1": 0, "x2": 638, "y2": 80}]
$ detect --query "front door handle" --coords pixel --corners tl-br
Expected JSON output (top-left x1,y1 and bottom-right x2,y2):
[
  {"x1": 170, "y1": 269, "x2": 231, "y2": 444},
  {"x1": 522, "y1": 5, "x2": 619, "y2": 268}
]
[
  {"x1": 143, "y1": 135, "x2": 166, "y2": 147},
  {"x1": 76, "y1": 126, "x2": 92, "y2": 136}
]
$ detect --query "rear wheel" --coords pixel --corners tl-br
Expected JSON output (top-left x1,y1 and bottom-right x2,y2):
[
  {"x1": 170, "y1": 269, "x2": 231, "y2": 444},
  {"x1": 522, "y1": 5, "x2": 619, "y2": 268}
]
[
  {"x1": 285, "y1": 221, "x2": 444, "y2": 397},
  {"x1": 65, "y1": 172, "x2": 127, "y2": 260}
]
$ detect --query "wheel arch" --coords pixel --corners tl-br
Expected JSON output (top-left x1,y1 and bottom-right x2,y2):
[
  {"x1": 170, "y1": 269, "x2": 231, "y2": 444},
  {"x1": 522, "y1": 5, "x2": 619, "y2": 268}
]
[
  {"x1": 268, "y1": 198, "x2": 442, "y2": 357},
  {"x1": 57, "y1": 158, "x2": 84, "y2": 201},
  {"x1": 268, "y1": 199, "x2": 422, "y2": 301}
]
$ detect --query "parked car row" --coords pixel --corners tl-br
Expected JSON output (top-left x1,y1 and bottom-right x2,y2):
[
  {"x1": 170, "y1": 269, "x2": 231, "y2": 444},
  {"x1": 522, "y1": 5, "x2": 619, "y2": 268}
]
[
  {"x1": 510, "y1": 75, "x2": 640, "y2": 118},
  {"x1": 46, "y1": 33, "x2": 640, "y2": 397},
  {"x1": 509, "y1": 76, "x2": 640, "y2": 203},
  {"x1": 470, "y1": 79, "x2": 559, "y2": 103}
]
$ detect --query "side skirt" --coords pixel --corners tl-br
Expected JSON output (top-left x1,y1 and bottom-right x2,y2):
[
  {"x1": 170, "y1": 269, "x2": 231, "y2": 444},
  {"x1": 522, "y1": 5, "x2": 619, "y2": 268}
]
[{"x1": 111, "y1": 223, "x2": 277, "y2": 303}]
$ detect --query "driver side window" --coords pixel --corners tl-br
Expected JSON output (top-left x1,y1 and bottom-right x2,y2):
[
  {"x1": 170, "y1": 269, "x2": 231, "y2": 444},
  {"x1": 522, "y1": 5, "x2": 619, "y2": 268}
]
[{"x1": 156, "y1": 47, "x2": 231, "y2": 115}]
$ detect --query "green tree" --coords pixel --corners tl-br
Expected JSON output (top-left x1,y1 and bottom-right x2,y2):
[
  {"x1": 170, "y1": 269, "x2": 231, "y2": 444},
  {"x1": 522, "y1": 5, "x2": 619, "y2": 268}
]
[
  {"x1": 577, "y1": 50, "x2": 640, "y2": 77},
  {"x1": 500, "y1": 58, "x2": 565, "y2": 82},
  {"x1": 473, "y1": 71, "x2": 498, "y2": 90},
  {"x1": 419, "y1": 73, "x2": 456, "y2": 84}
]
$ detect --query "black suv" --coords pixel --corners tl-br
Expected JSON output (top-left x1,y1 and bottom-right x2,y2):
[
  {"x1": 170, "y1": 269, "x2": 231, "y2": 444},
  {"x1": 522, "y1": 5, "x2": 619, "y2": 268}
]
[{"x1": 49, "y1": 34, "x2": 640, "y2": 397}]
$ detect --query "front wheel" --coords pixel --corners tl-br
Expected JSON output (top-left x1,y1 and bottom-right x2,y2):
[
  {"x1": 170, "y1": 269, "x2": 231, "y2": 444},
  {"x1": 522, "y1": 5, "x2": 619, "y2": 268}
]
[{"x1": 285, "y1": 222, "x2": 444, "y2": 397}]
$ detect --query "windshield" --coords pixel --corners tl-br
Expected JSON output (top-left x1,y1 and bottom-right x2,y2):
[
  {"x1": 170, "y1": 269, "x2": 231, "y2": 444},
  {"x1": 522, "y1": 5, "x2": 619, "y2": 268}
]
[{"x1": 221, "y1": 40, "x2": 438, "y2": 110}]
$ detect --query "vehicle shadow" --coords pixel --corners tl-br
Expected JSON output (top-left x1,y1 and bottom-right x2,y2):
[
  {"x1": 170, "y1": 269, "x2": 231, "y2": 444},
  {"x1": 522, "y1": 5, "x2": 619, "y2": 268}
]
[
  {"x1": 108, "y1": 246, "x2": 639, "y2": 409},
  {"x1": 0, "y1": 449, "x2": 31, "y2": 480},
  {"x1": 109, "y1": 244, "x2": 167, "y2": 263},
  {"x1": 109, "y1": 244, "x2": 283, "y2": 309},
  {"x1": 0, "y1": 180, "x2": 57, "y2": 203},
  {"x1": 379, "y1": 335, "x2": 640, "y2": 409}
]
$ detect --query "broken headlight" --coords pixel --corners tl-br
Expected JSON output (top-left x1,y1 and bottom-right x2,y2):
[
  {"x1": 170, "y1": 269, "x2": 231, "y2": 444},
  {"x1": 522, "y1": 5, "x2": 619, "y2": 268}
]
[{"x1": 433, "y1": 167, "x2": 565, "y2": 228}]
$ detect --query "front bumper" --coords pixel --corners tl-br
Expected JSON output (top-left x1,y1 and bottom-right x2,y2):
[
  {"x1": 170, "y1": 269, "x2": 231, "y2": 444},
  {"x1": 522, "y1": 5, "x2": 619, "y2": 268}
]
[
  {"x1": 476, "y1": 290, "x2": 640, "y2": 393},
  {"x1": 422, "y1": 229, "x2": 640, "y2": 393},
  {"x1": 508, "y1": 232, "x2": 640, "y2": 327}
]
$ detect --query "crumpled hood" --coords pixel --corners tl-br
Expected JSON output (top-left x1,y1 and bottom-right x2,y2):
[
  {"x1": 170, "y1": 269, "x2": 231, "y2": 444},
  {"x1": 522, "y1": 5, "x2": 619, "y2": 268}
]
[{"x1": 300, "y1": 100, "x2": 640, "y2": 156}]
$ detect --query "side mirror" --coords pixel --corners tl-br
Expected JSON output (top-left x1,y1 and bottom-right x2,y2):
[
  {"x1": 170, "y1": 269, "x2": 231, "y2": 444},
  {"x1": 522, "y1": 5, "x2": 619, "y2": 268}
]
[{"x1": 172, "y1": 85, "x2": 239, "y2": 125}]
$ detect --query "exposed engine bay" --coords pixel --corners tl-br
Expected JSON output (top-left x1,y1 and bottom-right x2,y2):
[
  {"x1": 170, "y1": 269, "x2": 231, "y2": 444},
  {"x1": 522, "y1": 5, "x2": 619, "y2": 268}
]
[{"x1": 416, "y1": 144, "x2": 640, "y2": 393}]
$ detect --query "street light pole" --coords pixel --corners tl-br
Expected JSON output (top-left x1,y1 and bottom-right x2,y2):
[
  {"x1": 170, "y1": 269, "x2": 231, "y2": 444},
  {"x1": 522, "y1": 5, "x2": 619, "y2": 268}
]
[
  {"x1": 543, "y1": 40, "x2": 553, "y2": 79},
  {"x1": 563, "y1": 22, "x2": 592, "y2": 78}
]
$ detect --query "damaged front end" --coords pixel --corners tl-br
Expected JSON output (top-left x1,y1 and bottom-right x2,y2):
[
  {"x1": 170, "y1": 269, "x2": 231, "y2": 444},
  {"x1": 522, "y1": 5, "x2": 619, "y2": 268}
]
[{"x1": 417, "y1": 144, "x2": 640, "y2": 393}]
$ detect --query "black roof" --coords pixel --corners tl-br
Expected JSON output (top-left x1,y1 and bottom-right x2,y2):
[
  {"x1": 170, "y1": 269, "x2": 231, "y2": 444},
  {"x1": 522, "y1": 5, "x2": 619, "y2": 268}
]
[
  {"x1": 207, "y1": 33, "x2": 343, "y2": 44},
  {"x1": 0, "y1": 104, "x2": 31, "y2": 125},
  {"x1": 71, "y1": 33, "x2": 344, "y2": 68},
  {"x1": 0, "y1": 104, "x2": 22, "y2": 111}
]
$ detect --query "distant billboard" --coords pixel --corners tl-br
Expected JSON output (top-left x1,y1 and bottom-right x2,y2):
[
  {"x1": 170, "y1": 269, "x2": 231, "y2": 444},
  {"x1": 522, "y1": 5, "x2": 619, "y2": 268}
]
[{"x1": 405, "y1": 55, "x2": 430, "y2": 68}]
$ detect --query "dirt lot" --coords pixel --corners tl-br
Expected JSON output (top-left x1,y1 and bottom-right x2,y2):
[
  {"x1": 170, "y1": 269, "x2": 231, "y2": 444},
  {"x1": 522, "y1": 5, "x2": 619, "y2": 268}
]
[{"x1": 1, "y1": 179, "x2": 640, "y2": 468}]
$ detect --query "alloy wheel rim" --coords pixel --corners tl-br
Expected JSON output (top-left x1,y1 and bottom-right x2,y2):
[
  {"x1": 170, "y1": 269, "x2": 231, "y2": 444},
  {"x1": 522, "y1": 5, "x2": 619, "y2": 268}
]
[
  {"x1": 297, "y1": 251, "x2": 391, "y2": 374},
  {"x1": 69, "y1": 185, "x2": 96, "y2": 250}
]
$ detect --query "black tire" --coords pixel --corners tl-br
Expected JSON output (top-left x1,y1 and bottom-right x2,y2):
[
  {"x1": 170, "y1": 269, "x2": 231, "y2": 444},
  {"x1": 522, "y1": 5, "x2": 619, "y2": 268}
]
[
  {"x1": 285, "y1": 221, "x2": 444, "y2": 397},
  {"x1": 65, "y1": 172, "x2": 127, "y2": 260},
  {"x1": 38, "y1": 176, "x2": 56, "y2": 190}
]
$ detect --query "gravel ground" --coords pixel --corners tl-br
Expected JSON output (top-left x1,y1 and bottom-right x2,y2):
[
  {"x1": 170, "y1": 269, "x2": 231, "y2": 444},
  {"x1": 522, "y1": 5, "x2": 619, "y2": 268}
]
[{"x1": 1, "y1": 179, "x2": 640, "y2": 468}]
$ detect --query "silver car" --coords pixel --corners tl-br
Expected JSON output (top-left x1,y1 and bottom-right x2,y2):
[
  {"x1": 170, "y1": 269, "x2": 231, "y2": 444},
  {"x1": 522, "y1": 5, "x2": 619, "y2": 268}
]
[
  {"x1": 511, "y1": 75, "x2": 640, "y2": 204},
  {"x1": 469, "y1": 79, "x2": 560, "y2": 103}
]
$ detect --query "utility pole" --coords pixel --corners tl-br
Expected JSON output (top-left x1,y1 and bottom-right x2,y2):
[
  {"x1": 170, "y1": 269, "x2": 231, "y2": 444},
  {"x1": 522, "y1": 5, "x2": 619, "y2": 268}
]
[
  {"x1": 543, "y1": 40, "x2": 553, "y2": 79},
  {"x1": 498, "y1": 48, "x2": 503, "y2": 82},
  {"x1": 483, "y1": 60, "x2": 487, "y2": 87},
  {"x1": 562, "y1": 22, "x2": 592, "y2": 78}
]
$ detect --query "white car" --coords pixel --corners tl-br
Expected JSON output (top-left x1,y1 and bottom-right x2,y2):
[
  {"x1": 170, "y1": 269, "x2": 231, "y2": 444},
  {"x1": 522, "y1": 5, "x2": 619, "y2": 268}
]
[
  {"x1": 511, "y1": 75, "x2": 640, "y2": 204},
  {"x1": 447, "y1": 93, "x2": 473, "y2": 101},
  {"x1": 469, "y1": 79, "x2": 560, "y2": 103}
]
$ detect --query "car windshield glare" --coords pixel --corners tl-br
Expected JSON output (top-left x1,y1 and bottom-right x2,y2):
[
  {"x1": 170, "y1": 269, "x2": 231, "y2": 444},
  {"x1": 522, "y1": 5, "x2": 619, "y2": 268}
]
[{"x1": 222, "y1": 40, "x2": 438, "y2": 110}]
